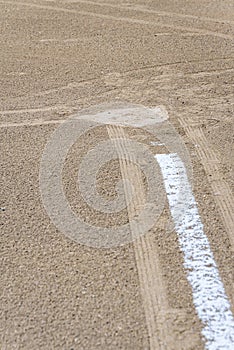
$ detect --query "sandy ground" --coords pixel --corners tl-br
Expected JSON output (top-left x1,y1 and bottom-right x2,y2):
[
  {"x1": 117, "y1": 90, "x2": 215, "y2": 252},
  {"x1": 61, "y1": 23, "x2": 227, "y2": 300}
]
[{"x1": 1, "y1": 1, "x2": 234, "y2": 349}]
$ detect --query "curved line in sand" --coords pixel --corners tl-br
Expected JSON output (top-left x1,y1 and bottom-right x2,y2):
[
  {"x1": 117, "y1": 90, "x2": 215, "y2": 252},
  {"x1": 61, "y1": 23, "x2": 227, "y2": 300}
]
[{"x1": 0, "y1": 1, "x2": 233, "y2": 40}]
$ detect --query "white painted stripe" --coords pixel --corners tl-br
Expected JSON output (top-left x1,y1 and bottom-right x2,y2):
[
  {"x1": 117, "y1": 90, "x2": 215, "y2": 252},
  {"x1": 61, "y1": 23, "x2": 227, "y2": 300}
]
[{"x1": 156, "y1": 153, "x2": 234, "y2": 350}]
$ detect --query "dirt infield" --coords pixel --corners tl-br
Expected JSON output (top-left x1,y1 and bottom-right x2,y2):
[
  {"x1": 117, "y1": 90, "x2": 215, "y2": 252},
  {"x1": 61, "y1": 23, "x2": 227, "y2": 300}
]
[{"x1": 1, "y1": 1, "x2": 234, "y2": 349}]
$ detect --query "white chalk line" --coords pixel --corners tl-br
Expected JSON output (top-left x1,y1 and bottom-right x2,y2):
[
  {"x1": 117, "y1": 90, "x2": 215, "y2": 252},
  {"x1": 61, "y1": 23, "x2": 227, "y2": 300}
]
[{"x1": 156, "y1": 153, "x2": 234, "y2": 350}]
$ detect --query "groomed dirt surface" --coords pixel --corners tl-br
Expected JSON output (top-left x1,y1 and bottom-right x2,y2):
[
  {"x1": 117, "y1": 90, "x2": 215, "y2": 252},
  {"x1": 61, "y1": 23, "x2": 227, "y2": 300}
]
[{"x1": 0, "y1": 1, "x2": 234, "y2": 349}]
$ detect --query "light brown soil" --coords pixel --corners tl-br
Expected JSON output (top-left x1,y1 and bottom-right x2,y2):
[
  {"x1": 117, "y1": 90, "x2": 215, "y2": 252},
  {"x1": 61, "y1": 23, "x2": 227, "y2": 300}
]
[{"x1": 1, "y1": 1, "x2": 233, "y2": 349}]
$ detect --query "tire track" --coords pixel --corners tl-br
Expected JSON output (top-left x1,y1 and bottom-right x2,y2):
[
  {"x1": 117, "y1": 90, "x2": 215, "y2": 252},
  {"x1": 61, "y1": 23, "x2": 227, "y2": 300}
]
[
  {"x1": 179, "y1": 119, "x2": 234, "y2": 251},
  {"x1": 1, "y1": 1, "x2": 233, "y2": 40},
  {"x1": 106, "y1": 125, "x2": 200, "y2": 349},
  {"x1": 107, "y1": 125, "x2": 169, "y2": 349}
]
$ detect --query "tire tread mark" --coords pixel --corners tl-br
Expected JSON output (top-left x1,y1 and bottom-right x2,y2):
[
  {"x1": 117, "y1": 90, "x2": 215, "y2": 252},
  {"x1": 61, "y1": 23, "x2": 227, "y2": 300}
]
[
  {"x1": 179, "y1": 119, "x2": 234, "y2": 250},
  {"x1": 107, "y1": 125, "x2": 173, "y2": 349}
]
